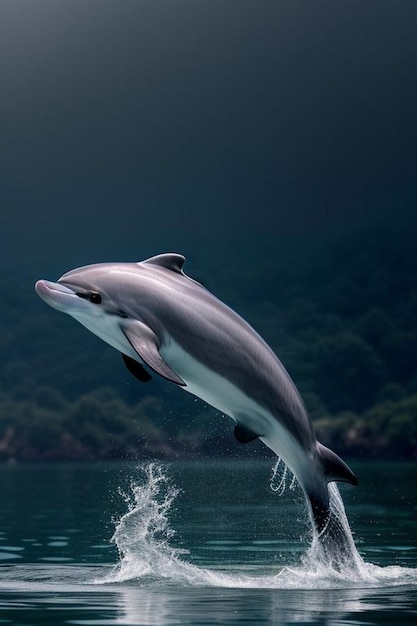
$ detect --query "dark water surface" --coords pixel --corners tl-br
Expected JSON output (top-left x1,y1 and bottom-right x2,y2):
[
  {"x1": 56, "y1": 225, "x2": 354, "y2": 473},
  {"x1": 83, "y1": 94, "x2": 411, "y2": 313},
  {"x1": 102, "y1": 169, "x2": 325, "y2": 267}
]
[{"x1": 0, "y1": 460, "x2": 415, "y2": 625}]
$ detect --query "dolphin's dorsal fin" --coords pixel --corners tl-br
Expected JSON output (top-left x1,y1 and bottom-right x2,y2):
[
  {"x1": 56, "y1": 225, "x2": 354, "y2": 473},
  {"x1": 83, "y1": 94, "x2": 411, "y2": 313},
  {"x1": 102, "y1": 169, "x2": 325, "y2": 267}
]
[
  {"x1": 318, "y1": 443, "x2": 358, "y2": 486},
  {"x1": 234, "y1": 423, "x2": 261, "y2": 444},
  {"x1": 142, "y1": 253, "x2": 186, "y2": 274}
]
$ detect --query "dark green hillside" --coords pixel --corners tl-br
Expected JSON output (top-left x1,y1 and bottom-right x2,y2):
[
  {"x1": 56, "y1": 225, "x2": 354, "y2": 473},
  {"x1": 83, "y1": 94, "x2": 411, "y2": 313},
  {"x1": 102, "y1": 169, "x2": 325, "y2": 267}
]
[{"x1": 1, "y1": 230, "x2": 416, "y2": 461}]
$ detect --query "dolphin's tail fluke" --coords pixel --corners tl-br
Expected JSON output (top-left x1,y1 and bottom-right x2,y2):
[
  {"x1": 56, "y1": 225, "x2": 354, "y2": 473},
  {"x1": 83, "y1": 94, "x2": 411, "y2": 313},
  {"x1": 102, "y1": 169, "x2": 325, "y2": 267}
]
[
  {"x1": 317, "y1": 442, "x2": 358, "y2": 487},
  {"x1": 307, "y1": 441, "x2": 358, "y2": 534}
]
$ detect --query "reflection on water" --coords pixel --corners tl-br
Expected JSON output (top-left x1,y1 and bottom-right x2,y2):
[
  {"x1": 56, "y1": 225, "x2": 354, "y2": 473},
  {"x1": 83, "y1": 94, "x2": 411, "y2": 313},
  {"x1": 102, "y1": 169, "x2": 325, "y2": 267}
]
[
  {"x1": 0, "y1": 460, "x2": 415, "y2": 625},
  {"x1": 0, "y1": 565, "x2": 415, "y2": 626},
  {"x1": 110, "y1": 584, "x2": 417, "y2": 626}
]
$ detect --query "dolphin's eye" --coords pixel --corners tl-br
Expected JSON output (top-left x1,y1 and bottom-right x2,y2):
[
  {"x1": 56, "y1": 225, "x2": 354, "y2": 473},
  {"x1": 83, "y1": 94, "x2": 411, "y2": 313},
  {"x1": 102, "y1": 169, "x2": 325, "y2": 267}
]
[
  {"x1": 75, "y1": 292, "x2": 101, "y2": 304},
  {"x1": 89, "y1": 292, "x2": 102, "y2": 304}
]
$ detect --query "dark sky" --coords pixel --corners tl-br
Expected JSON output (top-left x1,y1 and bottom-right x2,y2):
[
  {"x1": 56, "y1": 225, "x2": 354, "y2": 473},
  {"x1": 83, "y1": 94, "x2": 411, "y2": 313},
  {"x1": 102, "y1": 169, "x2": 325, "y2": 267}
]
[{"x1": 1, "y1": 0, "x2": 416, "y2": 273}]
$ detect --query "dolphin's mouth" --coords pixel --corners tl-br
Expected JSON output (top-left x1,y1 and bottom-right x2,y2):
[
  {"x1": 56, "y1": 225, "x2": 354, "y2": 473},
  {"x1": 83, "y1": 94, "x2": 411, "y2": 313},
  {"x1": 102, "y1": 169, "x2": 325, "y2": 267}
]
[
  {"x1": 35, "y1": 280, "x2": 76, "y2": 297},
  {"x1": 35, "y1": 279, "x2": 81, "y2": 312}
]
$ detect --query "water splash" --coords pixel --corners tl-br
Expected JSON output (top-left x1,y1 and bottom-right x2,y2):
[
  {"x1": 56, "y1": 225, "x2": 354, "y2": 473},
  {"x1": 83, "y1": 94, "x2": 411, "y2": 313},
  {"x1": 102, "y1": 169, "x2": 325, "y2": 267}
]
[
  {"x1": 269, "y1": 457, "x2": 363, "y2": 573},
  {"x1": 107, "y1": 463, "x2": 195, "y2": 583},
  {"x1": 302, "y1": 482, "x2": 366, "y2": 577},
  {"x1": 288, "y1": 481, "x2": 416, "y2": 585},
  {"x1": 101, "y1": 463, "x2": 417, "y2": 589},
  {"x1": 270, "y1": 457, "x2": 297, "y2": 494}
]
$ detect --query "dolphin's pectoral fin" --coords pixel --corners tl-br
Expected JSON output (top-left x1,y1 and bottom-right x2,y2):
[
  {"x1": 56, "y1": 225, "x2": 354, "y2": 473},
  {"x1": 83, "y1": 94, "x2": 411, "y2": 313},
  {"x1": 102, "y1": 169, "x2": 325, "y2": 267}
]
[
  {"x1": 122, "y1": 353, "x2": 152, "y2": 382},
  {"x1": 122, "y1": 324, "x2": 186, "y2": 386},
  {"x1": 234, "y1": 423, "x2": 261, "y2": 444},
  {"x1": 317, "y1": 442, "x2": 358, "y2": 486}
]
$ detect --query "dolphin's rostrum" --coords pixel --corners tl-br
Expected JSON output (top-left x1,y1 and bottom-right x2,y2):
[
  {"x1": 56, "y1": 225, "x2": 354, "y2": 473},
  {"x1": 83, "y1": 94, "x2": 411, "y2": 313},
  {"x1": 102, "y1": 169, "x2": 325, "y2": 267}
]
[{"x1": 35, "y1": 253, "x2": 358, "y2": 556}]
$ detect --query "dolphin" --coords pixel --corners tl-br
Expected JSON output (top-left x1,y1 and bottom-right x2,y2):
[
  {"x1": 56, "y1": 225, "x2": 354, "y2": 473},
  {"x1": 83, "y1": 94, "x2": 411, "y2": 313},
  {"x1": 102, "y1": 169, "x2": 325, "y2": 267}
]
[{"x1": 35, "y1": 253, "x2": 358, "y2": 552}]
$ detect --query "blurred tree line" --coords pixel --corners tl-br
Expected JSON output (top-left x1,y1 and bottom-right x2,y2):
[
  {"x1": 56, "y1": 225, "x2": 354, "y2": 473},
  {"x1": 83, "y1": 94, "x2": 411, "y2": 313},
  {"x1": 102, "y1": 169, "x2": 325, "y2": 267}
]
[{"x1": 1, "y1": 229, "x2": 416, "y2": 461}]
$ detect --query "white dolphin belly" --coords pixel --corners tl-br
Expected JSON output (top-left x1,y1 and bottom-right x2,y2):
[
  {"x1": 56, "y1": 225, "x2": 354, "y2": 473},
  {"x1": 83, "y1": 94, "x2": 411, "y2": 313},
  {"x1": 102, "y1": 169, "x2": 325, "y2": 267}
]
[
  {"x1": 161, "y1": 338, "x2": 313, "y2": 485},
  {"x1": 68, "y1": 314, "x2": 317, "y2": 494},
  {"x1": 71, "y1": 311, "x2": 139, "y2": 360}
]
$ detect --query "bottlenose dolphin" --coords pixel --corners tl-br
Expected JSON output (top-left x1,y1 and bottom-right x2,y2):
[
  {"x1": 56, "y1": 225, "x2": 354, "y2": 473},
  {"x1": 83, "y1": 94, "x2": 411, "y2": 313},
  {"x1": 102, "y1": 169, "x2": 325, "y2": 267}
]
[{"x1": 35, "y1": 253, "x2": 358, "y2": 554}]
